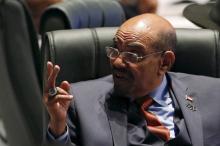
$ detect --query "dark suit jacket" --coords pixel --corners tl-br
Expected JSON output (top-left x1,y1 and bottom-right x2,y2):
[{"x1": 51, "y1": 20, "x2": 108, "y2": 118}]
[{"x1": 66, "y1": 72, "x2": 220, "y2": 146}]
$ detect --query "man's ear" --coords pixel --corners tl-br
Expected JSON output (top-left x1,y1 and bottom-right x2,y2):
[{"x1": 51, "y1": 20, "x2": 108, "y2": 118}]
[{"x1": 158, "y1": 51, "x2": 175, "y2": 75}]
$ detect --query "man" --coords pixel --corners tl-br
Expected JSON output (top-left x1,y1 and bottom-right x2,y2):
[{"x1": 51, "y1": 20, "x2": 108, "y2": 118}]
[{"x1": 43, "y1": 14, "x2": 220, "y2": 146}]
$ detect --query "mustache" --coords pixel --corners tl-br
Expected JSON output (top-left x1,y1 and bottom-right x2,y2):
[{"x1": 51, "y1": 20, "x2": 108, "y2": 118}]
[
  {"x1": 112, "y1": 67, "x2": 127, "y2": 74},
  {"x1": 112, "y1": 67, "x2": 132, "y2": 77}
]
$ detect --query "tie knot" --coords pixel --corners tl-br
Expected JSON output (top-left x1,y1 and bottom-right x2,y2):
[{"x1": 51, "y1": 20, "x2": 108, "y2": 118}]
[{"x1": 139, "y1": 96, "x2": 154, "y2": 110}]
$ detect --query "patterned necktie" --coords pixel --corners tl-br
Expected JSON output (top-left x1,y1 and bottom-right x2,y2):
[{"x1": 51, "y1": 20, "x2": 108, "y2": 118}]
[{"x1": 139, "y1": 97, "x2": 170, "y2": 141}]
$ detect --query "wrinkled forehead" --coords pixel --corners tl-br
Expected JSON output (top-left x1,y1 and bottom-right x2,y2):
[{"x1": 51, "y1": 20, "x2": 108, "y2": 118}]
[
  {"x1": 114, "y1": 20, "x2": 154, "y2": 50},
  {"x1": 116, "y1": 20, "x2": 151, "y2": 39}
]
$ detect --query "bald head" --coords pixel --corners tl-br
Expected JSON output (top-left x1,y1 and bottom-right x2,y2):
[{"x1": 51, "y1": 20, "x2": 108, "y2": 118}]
[{"x1": 116, "y1": 14, "x2": 176, "y2": 52}]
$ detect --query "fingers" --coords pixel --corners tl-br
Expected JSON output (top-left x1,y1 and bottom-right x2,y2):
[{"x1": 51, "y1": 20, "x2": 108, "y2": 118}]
[
  {"x1": 46, "y1": 94, "x2": 73, "y2": 106},
  {"x1": 49, "y1": 65, "x2": 60, "y2": 88},
  {"x1": 56, "y1": 86, "x2": 69, "y2": 95},
  {"x1": 44, "y1": 86, "x2": 70, "y2": 102},
  {"x1": 47, "y1": 61, "x2": 60, "y2": 90},
  {"x1": 47, "y1": 61, "x2": 53, "y2": 79},
  {"x1": 60, "y1": 81, "x2": 71, "y2": 93},
  {"x1": 44, "y1": 62, "x2": 73, "y2": 106}
]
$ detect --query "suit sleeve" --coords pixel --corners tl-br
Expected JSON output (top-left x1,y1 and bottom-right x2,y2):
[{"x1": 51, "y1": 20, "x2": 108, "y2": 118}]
[{"x1": 66, "y1": 101, "x2": 81, "y2": 146}]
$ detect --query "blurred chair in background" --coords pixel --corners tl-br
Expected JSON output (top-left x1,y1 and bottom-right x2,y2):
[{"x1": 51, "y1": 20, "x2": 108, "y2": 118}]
[
  {"x1": 39, "y1": 0, "x2": 125, "y2": 35},
  {"x1": 35, "y1": 0, "x2": 157, "y2": 34},
  {"x1": 26, "y1": 0, "x2": 63, "y2": 33},
  {"x1": 156, "y1": 0, "x2": 210, "y2": 28},
  {"x1": 0, "y1": 0, "x2": 43, "y2": 146},
  {"x1": 183, "y1": 0, "x2": 220, "y2": 31}
]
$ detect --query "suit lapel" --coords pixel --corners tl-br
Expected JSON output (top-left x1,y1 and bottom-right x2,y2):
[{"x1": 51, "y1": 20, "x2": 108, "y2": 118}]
[
  {"x1": 105, "y1": 93, "x2": 128, "y2": 146},
  {"x1": 168, "y1": 73, "x2": 204, "y2": 146}
]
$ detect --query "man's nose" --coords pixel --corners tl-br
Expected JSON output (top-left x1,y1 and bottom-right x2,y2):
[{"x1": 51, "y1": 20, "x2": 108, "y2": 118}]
[{"x1": 111, "y1": 55, "x2": 126, "y2": 68}]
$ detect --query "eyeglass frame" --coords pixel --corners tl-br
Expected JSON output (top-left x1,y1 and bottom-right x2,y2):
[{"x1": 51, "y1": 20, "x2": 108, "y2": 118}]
[{"x1": 106, "y1": 46, "x2": 165, "y2": 64}]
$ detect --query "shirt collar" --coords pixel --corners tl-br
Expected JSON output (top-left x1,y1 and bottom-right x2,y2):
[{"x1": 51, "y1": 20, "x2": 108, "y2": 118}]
[{"x1": 149, "y1": 75, "x2": 169, "y2": 107}]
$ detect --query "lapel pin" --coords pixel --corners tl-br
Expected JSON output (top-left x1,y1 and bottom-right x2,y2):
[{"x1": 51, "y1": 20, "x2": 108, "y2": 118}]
[
  {"x1": 185, "y1": 95, "x2": 197, "y2": 111},
  {"x1": 192, "y1": 106, "x2": 197, "y2": 111},
  {"x1": 185, "y1": 95, "x2": 193, "y2": 102},
  {"x1": 186, "y1": 103, "x2": 197, "y2": 111}
]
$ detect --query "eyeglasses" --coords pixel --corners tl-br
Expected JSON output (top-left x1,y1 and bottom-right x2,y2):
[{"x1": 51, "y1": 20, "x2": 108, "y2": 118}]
[{"x1": 106, "y1": 47, "x2": 164, "y2": 64}]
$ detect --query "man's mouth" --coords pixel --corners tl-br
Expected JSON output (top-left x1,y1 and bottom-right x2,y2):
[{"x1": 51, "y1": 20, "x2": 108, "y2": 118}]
[
  {"x1": 114, "y1": 72, "x2": 127, "y2": 79},
  {"x1": 113, "y1": 70, "x2": 132, "y2": 81},
  {"x1": 112, "y1": 67, "x2": 132, "y2": 81}
]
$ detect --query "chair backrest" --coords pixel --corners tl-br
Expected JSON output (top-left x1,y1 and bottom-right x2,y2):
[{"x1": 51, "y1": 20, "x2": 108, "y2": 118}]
[
  {"x1": 173, "y1": 28, "x2": 220, "y2": 77},
  {"x1": 40, "y1": 0, "x2": 125, "y2": 34},
  {"x1": 41, "y1": 27, "x2": 220, "y2": 85},
  {"x1": 0, "y1": 0, "x2": 43, "y2": 146}
]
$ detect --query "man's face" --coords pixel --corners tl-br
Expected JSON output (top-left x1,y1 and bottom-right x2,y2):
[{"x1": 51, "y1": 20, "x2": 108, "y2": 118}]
[{"x1": 110, "y1": 29, "x2": 164, "y2": 99}]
